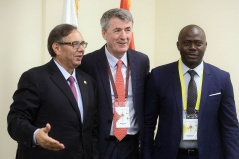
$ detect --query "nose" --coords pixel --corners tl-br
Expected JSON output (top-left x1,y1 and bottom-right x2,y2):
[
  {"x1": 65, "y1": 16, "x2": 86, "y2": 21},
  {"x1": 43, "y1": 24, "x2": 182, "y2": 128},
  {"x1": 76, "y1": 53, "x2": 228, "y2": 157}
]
[
  {"x1": 120, "y1": 31, "x2": 127, "y2": 39},
  {"x1": 189, "y1": 43, "x2": 196, "y2": 50},
  {"x1": 77, "y1": 45, "x2": 85, "y2": 53}
]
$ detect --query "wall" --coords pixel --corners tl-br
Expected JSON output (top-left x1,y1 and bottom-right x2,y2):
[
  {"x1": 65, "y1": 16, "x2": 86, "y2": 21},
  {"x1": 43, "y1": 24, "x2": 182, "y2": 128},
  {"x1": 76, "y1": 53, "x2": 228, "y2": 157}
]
[
  {"x1": 0, "y1": 0, "x2": 155, "y2": 158},
  {"x1": 155, "y1": 0, "x2": 239, "y2": 114},
  {"x1": 1, "y1": 0, "x2": 238, "y2": 158}
]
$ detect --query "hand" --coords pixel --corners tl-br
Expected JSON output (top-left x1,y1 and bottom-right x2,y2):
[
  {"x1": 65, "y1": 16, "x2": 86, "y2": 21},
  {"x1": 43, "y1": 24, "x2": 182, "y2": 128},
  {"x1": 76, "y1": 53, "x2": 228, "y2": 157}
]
[{"x1": 35, "y1": 123, "x2": 65, "y2": 151}]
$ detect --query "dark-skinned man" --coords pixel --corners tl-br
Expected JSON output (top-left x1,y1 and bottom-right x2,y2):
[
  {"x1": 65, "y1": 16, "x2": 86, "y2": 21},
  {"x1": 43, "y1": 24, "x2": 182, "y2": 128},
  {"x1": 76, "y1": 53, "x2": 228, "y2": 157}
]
[{"x1": 143, "y1": 24, "x2": 239, "y2": 159}]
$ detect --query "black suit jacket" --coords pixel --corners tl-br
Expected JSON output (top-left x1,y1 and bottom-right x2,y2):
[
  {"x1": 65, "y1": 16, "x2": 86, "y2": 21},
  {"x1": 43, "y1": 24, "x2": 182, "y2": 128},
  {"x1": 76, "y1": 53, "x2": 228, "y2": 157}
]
[
  {"x1": 80, "y1": 46, "x2": 150, "y2": 158},
  {"x1": 8, "y1": 59, "x2": 99, "y2": 159}
]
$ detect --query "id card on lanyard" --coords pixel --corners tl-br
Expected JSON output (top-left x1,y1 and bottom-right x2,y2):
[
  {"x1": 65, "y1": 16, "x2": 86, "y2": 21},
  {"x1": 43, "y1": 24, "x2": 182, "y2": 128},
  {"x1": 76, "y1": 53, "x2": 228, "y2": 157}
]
[{"x1": 178, "y1": 58, "x2": 203, "y2": 140}]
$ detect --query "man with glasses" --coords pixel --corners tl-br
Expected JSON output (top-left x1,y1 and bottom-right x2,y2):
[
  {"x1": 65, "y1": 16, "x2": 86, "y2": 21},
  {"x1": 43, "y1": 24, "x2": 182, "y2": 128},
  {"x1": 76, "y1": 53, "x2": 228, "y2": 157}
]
[
  {"x1": 80, "y1": 8, "x2": 150, "y2": 159},
  {"x1": 7, "y1": 24, "x2": 99, "y2": 159}
]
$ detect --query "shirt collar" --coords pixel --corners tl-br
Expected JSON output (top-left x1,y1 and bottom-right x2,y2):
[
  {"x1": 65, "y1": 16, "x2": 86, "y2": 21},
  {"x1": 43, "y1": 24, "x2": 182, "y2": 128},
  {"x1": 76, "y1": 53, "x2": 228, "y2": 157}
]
[
  {"x1": 53, "y1": 59, "x2": 78, "y2": 84},
  {"x1": 181, "y1": 60, "x2": 204, "y2": 77},
  {"x1": 105, "y1": 45, "x2": 127, "y2": 68}
]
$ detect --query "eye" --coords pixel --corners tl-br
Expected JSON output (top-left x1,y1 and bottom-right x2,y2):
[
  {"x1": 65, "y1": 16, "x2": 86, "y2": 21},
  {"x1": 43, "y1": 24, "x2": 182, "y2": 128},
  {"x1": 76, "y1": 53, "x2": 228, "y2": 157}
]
[
  {"x1": 183, "y1": 41, "x2": 190, "y2": 46},
  {"x1": 126, "y1": 28, "x2": 131, "y2": 32},
  {"x1": 196, "y1": 41, "x2": 203, "y2": 46},
  {"x1": 72, "y1": 41, "x2": 80, "y2": 46},
  {"x1": 114, "y1": 28, "x2": 121, "y2": 33}
]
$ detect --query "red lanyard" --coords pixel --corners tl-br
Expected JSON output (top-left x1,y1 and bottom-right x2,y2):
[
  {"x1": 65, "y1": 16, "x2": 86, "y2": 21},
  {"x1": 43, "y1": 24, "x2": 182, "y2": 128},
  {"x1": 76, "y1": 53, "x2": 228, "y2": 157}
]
[{"x1": 107, "y1": 57, "x2": 130, "y2": 99}]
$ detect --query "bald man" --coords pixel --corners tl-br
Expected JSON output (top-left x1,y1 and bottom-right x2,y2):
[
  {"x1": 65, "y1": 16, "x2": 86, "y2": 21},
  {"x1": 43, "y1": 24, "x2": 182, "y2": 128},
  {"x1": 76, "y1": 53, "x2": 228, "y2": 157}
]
[{"x1": 143, "y1": 25, "x2": 239, "y2": 159}]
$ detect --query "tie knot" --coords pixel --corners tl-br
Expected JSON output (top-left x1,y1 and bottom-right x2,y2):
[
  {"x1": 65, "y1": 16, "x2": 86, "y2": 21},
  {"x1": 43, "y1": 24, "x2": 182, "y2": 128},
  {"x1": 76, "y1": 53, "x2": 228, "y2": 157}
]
[
  {"x1": 117, "y1": 60, "x2": 123, "y2": 69},
  {"x1": 68, "y1": 76, "x2": 75, "y2": 84},
  {"x1": 188, "y1": 70, "x2": 197, "y2": 78}
]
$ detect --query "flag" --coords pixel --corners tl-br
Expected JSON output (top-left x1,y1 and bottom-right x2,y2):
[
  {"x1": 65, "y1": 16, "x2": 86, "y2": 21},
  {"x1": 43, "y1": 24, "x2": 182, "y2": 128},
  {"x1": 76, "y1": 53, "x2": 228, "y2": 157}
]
[
  {"x1": 62, "y1": 0, "x2": 79, "y2": 28},
  {"x1": 120, "y1": 0, "x2": 135, "y2": 50}
]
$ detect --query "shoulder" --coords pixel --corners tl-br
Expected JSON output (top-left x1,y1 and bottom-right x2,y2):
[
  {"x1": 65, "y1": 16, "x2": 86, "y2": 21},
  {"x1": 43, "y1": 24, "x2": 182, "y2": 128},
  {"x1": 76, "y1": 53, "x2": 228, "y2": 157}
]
[
  {"x1": 152, "y1": 61, "x2": 178, "y2": 73},
  {"x1": 83, "y1": 46, "x2": 105, "y2": 61},
  {"x1": 128, "y1": 49, "x2": 149, "y2": 60},
  {"x1": 76, "y1": 68, "x2": 96, "y2": 85},
  {"x1": 204, "y1": 62, "x2": 229, "y2": 75}
]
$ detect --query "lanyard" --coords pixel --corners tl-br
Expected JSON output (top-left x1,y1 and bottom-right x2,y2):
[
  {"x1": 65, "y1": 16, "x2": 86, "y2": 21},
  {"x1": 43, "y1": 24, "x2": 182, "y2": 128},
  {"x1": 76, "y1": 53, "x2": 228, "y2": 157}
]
[
  {"x1": 107, "y1": 57, "x2": 130, "y2": 99},
  {"x1": 178, "y1": 58, "x2": 203, "y2": 111}
]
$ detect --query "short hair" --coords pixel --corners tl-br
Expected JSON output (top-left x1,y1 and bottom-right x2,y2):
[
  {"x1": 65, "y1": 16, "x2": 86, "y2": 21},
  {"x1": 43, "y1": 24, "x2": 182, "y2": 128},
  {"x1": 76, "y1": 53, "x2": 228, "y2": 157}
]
[
  {"x1": 100, "y1": 8, "x2": 134, "y2": 31},
  {"x1": 47, "y1": 24, "x2": 77, "y2": 57}
]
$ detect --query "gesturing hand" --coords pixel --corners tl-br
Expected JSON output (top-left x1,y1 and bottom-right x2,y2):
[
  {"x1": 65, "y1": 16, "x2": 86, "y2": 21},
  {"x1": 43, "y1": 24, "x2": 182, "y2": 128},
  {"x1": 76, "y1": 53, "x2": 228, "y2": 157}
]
[{"x1": 35, "y1": 123, "x2": 65, "y2": 151}]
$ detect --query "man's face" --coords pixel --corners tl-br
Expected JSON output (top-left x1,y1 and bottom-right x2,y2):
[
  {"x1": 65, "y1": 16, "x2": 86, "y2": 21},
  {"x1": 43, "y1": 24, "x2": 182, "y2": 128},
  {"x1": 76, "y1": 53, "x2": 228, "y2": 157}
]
[
  {"x1": 54, "y1": 29, "x2": 84, "y2": 74},
  {"x1": 102, "y1": 17, "x2": 132, "y2": 59},
  {"x1": 177, "y1": 27, "x2": 207, "y2": 69}
]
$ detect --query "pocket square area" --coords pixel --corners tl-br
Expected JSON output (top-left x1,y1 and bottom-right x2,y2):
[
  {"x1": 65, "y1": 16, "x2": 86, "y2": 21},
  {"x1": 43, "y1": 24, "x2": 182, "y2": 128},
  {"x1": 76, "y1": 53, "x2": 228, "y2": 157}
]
[{"x1": 209, "y1": 92, "x2": 221, "y2": 96}]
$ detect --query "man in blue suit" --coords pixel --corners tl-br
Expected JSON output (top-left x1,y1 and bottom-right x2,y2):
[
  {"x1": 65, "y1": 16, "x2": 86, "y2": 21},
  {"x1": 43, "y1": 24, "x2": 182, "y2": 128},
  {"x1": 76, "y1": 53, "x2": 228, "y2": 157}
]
[
  {"x1": 80, "y1": 8, "x2": 149, "y2": 159},
  {"x1": 143, "y1": 25, "x2": 239, "y2": 159}
]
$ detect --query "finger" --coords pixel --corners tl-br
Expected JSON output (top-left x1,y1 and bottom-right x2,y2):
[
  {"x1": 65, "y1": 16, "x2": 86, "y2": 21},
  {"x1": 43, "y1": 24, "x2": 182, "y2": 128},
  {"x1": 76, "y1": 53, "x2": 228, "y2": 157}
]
[
  {"x1": 44, "y1": 123, "x2": 51, "y2": 133},
  {"x1": 47, "y1": 140, "x2": 65, "y2": 151},
  {"x1": 43, "y1": 136, "x2": 65, "y2": 150}
]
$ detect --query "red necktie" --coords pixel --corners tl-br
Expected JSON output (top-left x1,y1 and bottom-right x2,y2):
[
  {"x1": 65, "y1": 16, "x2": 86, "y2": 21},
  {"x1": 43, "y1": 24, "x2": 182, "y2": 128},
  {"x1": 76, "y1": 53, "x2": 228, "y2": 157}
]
[
  {"x1": 68, "y1": 76, "x2": 78, "y2": 103},
  {"x1": 113, "y1": 60, "x2": 127, "y2": 141}
]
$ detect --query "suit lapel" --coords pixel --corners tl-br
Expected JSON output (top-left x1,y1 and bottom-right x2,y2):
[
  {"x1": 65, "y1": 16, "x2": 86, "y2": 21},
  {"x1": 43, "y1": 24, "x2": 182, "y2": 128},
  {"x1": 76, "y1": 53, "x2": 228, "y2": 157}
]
[
  {"x1": 48, "y1": 59, "x2": 82, "y2": 122},
  {"x1": 198, "y1": 62, "x2": 210, "y2": 125},
  {"x1": 76, "y1": 70, "x2": 88, "y2": 125},
  {"x1": 97, "y1": 47, "x2": 113, "y2": 113},
  {"x1": 172, "y1": 61, "x2": 183, "y2": 128},
  {"x1": 127, "y1": 50, "x2": 137, "y2": 110}
]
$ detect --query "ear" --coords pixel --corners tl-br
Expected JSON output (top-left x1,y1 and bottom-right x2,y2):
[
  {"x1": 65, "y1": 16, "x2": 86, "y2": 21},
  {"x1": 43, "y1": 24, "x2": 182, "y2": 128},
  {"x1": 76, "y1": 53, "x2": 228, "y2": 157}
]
[
  {"x1": 102, "y1": 29, "x2": 107, "y2": 40},
  {"x1": 52, "y1": 43, "x2": 61, "y2": 56},
  {"x1": 176, "y1": 42, "x2": 180, "y2": 51}
]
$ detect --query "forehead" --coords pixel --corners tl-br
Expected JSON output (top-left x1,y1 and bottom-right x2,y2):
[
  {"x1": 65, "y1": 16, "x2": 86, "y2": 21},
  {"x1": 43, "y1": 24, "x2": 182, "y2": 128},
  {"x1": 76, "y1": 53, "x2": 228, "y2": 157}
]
[
  {"x1": 108, "y1": 17, "x2": 132, "y2": 29},
  {"x1": 179, "y1": 27, "x2": 206, "y2": 41},
  {"x1": 64, "y1": 29, "x2": 84, "y2": 41}
]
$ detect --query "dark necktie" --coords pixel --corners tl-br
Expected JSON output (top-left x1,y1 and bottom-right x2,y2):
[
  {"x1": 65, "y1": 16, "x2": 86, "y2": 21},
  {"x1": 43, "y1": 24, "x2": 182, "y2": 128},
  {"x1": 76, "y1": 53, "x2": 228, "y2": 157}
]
[
  {"x1": 187, "y1": 70, "x2": 197, "y2": 115},
  {"x1": 68, "y1": 76, "x2": 78, "y2": 103}
]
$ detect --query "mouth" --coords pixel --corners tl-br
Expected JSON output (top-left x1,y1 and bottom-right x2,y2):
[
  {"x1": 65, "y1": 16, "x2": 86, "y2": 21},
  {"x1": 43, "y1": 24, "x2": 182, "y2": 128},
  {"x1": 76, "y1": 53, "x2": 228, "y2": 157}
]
[
  {"x1": 187, "y1": 53, "x2": 198, "y2": 59},
  {"x1": 75, "y1": 54, "x2": 83, "y2": 61},
  {"x1": 118, "y1": 41, "x2": 128, "y2": 46}
]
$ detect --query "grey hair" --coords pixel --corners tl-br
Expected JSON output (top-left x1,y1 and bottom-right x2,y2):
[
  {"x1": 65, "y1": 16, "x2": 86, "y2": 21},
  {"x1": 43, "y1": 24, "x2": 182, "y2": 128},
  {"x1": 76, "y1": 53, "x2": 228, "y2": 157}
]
[{"x1": 100, "y1": 8, "x2": 134, "y2": 31}]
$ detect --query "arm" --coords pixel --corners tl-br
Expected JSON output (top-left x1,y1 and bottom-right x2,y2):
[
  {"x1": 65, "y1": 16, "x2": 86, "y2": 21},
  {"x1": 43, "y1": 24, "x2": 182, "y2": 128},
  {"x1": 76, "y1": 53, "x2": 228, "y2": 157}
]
[
  {"x1": 7, "y1": 70, "x2": 64, "y2": 151},
  {"x1": 143, "y1": 70, "x2": 160, "y2": 159},
  {"x1": 219, "y1": 73, "x2": 239, "y2": 159}
]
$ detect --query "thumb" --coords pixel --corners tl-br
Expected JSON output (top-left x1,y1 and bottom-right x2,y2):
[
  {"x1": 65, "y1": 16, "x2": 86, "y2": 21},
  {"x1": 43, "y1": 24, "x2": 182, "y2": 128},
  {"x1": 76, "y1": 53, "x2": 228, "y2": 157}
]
[{"x1": 43, "y1": 123, "x2": 51, "y2": 133}]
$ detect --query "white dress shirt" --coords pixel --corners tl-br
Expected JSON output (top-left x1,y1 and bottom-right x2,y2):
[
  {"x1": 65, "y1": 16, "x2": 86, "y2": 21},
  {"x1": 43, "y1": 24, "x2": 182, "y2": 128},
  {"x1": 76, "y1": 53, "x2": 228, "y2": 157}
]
[{"x1": 105, "y1": 46, "x2": 138, "y2": 135}]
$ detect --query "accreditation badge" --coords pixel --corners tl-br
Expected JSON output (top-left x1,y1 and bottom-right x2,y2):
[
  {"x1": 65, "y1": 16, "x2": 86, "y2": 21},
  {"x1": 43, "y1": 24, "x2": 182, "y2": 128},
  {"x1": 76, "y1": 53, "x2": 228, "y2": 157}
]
[
  {"x1": 183, "y1": 119, "x2": 198, "y2": 140},
  {"x1": 115, "y1": 106, "x2": 130, "y2": 128}
]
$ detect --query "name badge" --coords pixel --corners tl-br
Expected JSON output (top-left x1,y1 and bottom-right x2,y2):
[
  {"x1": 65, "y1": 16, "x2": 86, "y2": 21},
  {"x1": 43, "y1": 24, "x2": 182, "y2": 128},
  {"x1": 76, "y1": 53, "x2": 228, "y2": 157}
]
[
  {"x1": 183, "y1": 119, "x2": 198, "y2": 140},
  {"x1": 115, "y1": 107, "x2": 130, "y2": 128}
]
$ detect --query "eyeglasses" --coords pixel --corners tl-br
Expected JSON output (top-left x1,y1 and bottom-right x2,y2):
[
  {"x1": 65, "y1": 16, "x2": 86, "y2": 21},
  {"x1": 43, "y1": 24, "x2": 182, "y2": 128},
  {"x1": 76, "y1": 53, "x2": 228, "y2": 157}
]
[{"x1": 59, "y1": 41, "x2": 88, "y2": 49}]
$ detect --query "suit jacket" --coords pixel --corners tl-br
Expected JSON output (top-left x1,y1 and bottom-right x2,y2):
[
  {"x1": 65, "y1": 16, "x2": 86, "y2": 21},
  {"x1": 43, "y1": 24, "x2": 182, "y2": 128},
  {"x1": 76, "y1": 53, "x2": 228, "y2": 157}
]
[
  {"x1": 143, "y1": 61, "x2": 239, "y2": 159},
  {"x1": 80, "y1": 45, "x2": 150, "y2": 158},
  {"x1": 7, "y1": 59, "x2": 99, "y2": 159}
]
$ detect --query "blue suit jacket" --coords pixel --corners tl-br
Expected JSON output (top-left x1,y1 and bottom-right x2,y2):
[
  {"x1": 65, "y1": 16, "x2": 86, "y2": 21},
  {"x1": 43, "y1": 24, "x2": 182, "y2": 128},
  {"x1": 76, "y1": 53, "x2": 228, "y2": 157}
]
[
  {"x1": 143, "y1": 61, "x2": 239, "y2": 159},
  {"x1": 80, "y1": 46, "x2": 150, "y2": 158}
]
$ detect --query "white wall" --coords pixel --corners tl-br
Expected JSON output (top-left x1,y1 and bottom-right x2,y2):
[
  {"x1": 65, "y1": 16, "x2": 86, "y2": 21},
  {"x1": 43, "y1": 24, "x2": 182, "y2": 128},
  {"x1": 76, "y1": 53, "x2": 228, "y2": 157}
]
[
  {"x1": 1, "y1": 0, "x2": 238, "y2": 158},
  {"x1": 0, "y1": 0, "x2": 155, "y2": 158},
  {"x1": 155, "y1": 0, "x2": 239, "y2": 115},
  {"x1": 0, "y1": 0, "x2": 42, "y2": 158}
]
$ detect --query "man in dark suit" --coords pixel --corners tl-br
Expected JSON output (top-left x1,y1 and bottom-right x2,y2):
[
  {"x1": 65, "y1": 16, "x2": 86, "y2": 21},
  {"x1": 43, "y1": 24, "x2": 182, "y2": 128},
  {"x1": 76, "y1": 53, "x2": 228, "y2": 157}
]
[
  {"x1": 7, "y1": 24, "x2": 98, "y2": 159},
  {"x1": 80, "y1": 8, "x2": 149, "y2": 159},
  {"x1": 143, "y1": 24, "x2": 239, "y2": 159}
]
